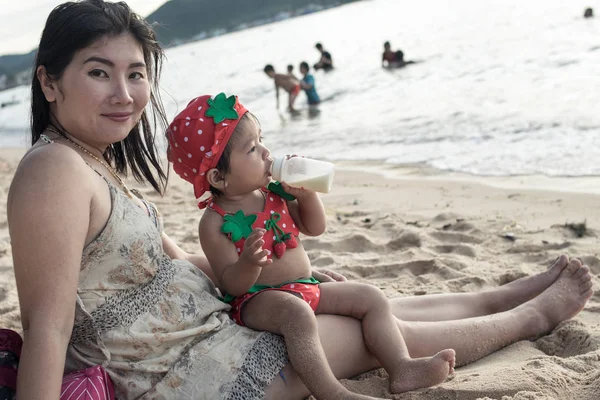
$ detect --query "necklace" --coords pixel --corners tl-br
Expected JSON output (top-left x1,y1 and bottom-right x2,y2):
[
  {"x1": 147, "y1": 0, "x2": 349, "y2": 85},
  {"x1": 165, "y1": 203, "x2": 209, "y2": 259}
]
[{"x1": 46, "y1": 126, "x2": 133, "y2": 198}]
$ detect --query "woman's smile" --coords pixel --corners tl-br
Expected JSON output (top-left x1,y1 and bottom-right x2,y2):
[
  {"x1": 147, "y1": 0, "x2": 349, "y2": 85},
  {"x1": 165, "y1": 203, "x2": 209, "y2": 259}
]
[{"x1": 102, "y1": 111, "x2": 133, "y2": 123}]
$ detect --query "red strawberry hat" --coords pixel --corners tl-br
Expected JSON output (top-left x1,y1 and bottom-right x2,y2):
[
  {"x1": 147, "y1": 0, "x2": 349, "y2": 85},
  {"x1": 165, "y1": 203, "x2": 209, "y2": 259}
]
[{"x1": 167, "y1": 93, "x2": 248, "y2": 208}]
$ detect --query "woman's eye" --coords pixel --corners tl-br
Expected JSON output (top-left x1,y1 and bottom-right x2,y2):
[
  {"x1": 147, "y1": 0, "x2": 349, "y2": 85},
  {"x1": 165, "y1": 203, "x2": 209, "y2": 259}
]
[
  {"x1": 89, "y1": 69, "x2": 108, "y2": 78},
  {"x1": 130, "y1": 71, "x2": 144, "y2": 80}
]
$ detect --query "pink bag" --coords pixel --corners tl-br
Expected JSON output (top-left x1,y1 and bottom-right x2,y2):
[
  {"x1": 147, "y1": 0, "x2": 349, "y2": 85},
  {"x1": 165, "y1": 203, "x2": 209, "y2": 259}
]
[
  {"x1": 0, "y1": 328, "x2": 22, "y2": 399},
  {"x1": 60, "y1": 365, "x2": 115, "y2": 400},
  {"x1": 0, "y1": 328, "x2": 114, "y2": 399}
]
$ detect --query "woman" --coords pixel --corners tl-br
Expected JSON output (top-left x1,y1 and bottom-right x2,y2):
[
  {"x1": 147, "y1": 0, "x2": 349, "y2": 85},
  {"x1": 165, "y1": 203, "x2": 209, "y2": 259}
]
[{"x1": 8, "y1": 1, "x2": 593, "y2": 399}]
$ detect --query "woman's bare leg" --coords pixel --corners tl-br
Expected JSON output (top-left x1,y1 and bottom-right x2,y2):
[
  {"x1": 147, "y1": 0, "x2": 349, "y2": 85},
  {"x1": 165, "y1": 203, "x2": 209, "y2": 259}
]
[
  {"x1": 401, "y1": 258, "x2": 592, "y2": 365},
  {"x1": 264, "y1": 258, "x2": 593, "y2": 399},
  {"x1": 390, "y1": 255, "x2": 570, "y2": 321}
]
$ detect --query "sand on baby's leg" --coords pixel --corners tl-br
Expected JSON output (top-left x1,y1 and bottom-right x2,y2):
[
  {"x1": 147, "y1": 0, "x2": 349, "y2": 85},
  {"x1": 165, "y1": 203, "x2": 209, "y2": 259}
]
[
  {"x1": 241, "y1": 290, "x2": 385, "y2": 400},
  {"x1": 316, "y1": 282, "x2": 455, "y2": 394}
]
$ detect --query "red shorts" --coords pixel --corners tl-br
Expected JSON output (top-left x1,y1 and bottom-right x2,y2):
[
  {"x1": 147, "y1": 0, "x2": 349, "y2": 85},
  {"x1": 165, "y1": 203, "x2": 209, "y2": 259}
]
[
  {"x1": 229, "y1": 282, "x2": 321, "y2": 326},
  {"x1": 291, "y1": 84, "x2": 301, "y2": 96}
]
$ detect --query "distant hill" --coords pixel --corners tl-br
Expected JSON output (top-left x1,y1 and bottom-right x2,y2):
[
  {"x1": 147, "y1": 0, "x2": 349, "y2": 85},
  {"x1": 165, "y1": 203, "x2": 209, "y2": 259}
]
[
  {"x1": 147, "y1": 0, "x2": 361, "y2": 46},
  {"x1": 0, "y1": 50, "x2": 35, "y2": 82},
  {"x1": 0, "y1": 1, "x2": 360, "y2": 91},
  {"x1": 0, "y1": 50, "x2": 36, "y2": 74}
]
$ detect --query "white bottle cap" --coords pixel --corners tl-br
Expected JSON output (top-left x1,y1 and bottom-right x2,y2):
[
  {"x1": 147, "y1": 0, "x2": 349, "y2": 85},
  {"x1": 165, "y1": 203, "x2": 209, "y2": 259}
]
[{"x1": 270, "y1": 156, "x2": 285, "y2": 181}]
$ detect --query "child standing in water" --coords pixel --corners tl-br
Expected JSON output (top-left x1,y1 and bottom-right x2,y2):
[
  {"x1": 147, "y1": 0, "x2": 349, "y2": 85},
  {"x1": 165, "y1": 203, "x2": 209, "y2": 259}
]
[
  {"x1": 264, "y1": 64, "x2": 301, "y2": 112},
  {"x1": 167, "y1": 93, "x2": 456, "y2": 399},
  {"x1": 300, "y1": 61, "x2": 321, "y2": 105}
]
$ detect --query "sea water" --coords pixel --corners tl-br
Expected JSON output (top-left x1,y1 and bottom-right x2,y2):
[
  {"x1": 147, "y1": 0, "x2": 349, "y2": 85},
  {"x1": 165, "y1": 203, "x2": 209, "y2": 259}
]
[{"x1": 0, "y1": 0, "x2": 598, "y2": 177}]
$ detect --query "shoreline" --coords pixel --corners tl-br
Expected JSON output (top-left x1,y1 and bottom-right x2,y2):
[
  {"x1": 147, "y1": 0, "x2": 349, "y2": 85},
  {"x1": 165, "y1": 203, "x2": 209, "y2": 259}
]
[
  {"x1": 2, "y1": 146, "x2": 600, "y2": 196},
  {"x1": 335, "y1": 161, "x2": 600, "y2": 196}
]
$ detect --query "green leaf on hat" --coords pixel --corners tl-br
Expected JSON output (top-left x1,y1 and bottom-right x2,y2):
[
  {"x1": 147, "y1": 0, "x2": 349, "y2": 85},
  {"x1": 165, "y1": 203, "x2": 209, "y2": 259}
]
[
  {"x1": 267, "y1": 181, "x2": 296, "y2": 201},
  {"x1": 221, "y1": 210, "x2": 257, "y2": 242},
  {"x1": 206, "y1": 93, "x2": 239, "y2": 124}
]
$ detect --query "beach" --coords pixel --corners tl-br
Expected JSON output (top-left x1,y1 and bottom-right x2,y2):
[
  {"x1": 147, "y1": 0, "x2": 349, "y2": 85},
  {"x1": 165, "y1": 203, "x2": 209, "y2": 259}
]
[{"x1": 0, "y1": 147, "x2": 598, "y2": 399}]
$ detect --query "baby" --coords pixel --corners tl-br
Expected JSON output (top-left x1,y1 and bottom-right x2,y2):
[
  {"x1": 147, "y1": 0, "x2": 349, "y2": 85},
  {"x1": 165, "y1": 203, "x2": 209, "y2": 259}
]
[{"x1": 167, "y1": 93, "x2": 455, "y2": 399}]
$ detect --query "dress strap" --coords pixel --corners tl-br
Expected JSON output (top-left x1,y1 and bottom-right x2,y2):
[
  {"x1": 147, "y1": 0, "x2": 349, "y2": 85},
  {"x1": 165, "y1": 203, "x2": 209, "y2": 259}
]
[{"x1": 207, "y1": 201, "x2": 228, "y2": 217}]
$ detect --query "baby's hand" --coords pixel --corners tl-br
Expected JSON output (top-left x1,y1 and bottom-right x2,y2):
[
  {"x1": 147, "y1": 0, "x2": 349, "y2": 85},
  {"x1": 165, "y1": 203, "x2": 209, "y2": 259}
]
[
  {"x1": 281, "y1": 155, "x2": 316, "y2": 198},
  {"x1": 280, "y1": 181, "x2": 315, "y2": 199},
  {"x1": 239, "y1": 228, "x2": 272, "y2": 268}
]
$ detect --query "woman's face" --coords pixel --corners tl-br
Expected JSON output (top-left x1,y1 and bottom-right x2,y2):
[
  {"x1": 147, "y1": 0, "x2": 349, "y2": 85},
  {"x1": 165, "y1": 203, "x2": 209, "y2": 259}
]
[{"x1": 45, "y1": 33, "x2": 150, "y2": 148}]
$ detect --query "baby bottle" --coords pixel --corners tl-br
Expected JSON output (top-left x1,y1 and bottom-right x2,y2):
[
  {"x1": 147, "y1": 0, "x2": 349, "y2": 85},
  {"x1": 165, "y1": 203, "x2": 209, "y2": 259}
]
[{"x1": 270, "y1": 156, "x2": 335, "y2": 193}]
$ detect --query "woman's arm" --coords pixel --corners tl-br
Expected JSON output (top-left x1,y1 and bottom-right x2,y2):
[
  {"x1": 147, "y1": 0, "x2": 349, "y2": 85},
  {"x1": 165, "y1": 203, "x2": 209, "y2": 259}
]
[
  {"x1": 161, "y1": 231, "x2": 217, "y2": 284},
  {"x1": 162, "y1": 222, "x2": 269, "y2": 291},
  {"x1": 311, "y1": 268, "x2": 347, "y2": 283},
  {"x1": 8, "y1": 147, "x2": 93, "y2": 399}
]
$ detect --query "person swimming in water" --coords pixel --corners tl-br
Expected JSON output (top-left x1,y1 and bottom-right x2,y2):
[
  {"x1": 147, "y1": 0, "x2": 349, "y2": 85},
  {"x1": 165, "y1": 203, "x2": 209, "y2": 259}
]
[
  {"x1": 314, "y1": 43, "x2": 333, "y2": 71},
  {"x1": 382, "y1": 41, "x2": 416, "y2": 68}
]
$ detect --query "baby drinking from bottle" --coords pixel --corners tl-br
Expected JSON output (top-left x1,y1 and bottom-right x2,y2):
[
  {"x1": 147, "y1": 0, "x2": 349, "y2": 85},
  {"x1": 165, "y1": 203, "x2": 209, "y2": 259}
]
[{"x1": 167, "y1": 93, "x2": 455, "y2": 400}]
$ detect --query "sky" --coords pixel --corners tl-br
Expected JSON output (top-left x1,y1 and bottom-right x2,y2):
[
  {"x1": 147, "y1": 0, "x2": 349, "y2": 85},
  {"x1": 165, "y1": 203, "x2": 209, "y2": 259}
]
[{"x1": 0, "y1": 0, "x2": 167, "y2": 56}]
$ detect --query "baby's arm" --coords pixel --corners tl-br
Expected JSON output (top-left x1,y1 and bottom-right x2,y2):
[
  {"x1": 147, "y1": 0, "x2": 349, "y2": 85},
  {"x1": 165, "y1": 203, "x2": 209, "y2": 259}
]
[
  {"x1": 199, "y1": 213, "x2": 271, "y2": 296},
  {"x1": 280, "y1": 182, "x2": 326, "y2": 236}
]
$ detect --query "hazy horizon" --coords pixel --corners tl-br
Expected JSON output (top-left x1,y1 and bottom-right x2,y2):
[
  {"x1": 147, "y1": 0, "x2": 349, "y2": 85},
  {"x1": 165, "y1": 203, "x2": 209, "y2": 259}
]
[{"x1": 0, "y1": 0, "x2": 166, "y2": 56}]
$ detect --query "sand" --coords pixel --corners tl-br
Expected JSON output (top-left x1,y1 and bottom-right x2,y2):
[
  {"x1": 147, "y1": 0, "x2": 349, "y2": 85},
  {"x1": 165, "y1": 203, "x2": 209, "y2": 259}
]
[{"x1": 0, "y1": 149, "x2": 598, "y2": 400}]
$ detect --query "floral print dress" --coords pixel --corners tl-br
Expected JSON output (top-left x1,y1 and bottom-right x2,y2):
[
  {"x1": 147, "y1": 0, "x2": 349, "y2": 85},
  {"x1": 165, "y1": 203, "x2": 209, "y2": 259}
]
[{"x1": 65, "y1": 183, "x2": 287, "y2": 399}]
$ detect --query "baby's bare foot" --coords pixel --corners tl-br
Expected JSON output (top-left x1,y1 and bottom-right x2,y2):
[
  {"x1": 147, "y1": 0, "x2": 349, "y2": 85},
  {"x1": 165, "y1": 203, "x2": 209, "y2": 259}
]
[
  {"x1": 526, "y1": 258, "x2": 593, "y2": 335},
  {"x1": 390, "y1": 349, "x2": 455, "y2": 393}
]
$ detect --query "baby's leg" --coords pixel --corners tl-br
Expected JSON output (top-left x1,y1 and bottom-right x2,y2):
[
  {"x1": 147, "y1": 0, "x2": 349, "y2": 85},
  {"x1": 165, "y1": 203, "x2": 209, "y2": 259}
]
[
  {"x1": 242, "y1": 290, "x2": 383, "y2": 400},
  {"x1": 317, "y1": 282, "x2": 455, "y2": 394}
]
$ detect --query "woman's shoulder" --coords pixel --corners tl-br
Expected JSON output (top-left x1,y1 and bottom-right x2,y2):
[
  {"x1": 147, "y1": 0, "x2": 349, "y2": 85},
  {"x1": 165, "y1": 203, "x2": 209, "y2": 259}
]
[
  {"x1": 21, "y1": 140, "x2": 82, "y2": 165},
  {"x1": 18, "y1": 142, "x2": 89, "y2": 178},
  {"x1": 9, "y1": 142, "x2": 94, "y2": 204}
]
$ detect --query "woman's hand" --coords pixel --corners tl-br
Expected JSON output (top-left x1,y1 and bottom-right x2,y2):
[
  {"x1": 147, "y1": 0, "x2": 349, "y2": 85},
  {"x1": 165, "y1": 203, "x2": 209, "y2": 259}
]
[{"x1": 312, "y1": 268, "x2": 348, "y2": 283}]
